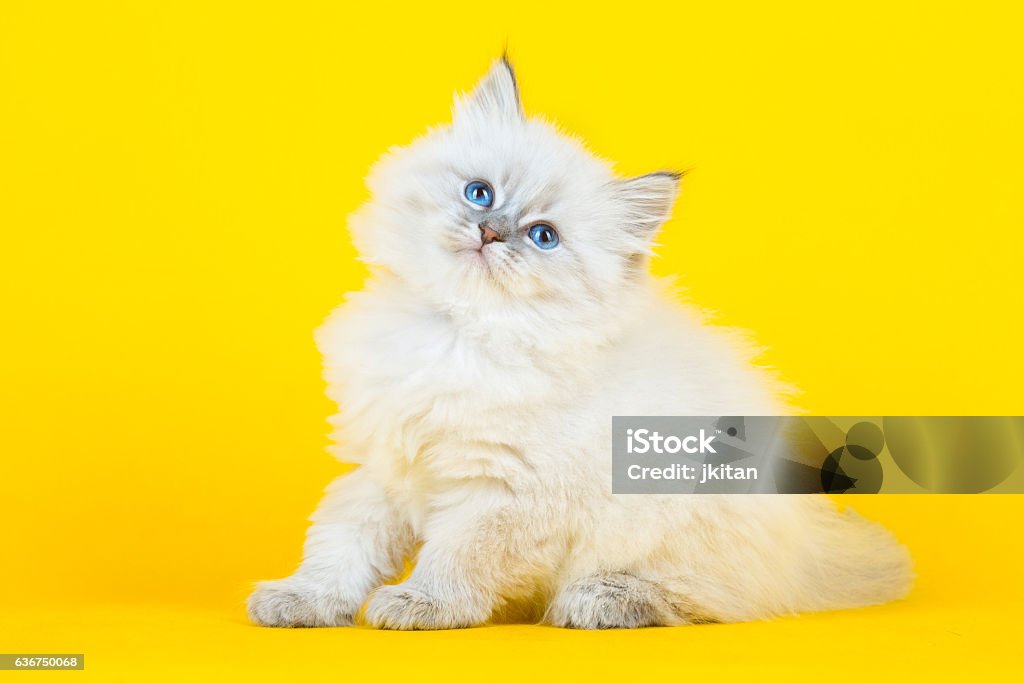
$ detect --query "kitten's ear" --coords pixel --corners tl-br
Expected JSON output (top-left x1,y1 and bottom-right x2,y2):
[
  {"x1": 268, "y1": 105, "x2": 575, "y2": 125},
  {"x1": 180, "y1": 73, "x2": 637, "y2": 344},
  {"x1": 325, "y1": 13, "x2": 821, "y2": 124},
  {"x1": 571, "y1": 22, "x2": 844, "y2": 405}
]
[
  {"x1": 454, "y1": 56, "x2": 523, "y2": 123},
  {"x1": 614, "y1": 172, "x2": 682, "y2": 242}
]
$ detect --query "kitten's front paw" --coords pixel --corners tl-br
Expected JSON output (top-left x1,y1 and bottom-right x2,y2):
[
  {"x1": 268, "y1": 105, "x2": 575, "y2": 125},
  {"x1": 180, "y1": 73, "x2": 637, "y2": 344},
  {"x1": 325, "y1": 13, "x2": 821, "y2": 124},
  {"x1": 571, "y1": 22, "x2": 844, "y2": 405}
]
[
  {"x1": 363, "y1": 584, "x2": 478, "y2": 630},
  {"x1": 548, "y1": 572, "x2": 706, "y2": 629},
  {"x1": 247, "y1": 579, "x2": 357, "y2": 628}
]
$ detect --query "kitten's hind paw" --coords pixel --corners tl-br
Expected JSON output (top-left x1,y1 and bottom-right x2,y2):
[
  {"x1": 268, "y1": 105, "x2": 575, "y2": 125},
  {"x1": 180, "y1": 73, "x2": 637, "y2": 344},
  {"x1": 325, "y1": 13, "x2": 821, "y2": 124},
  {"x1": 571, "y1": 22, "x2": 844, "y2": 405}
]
[
  {"x1": 247, "y1": 578, "x2": 357, "y2": 628},
  {"x1": 364, "y1": 584, "x2": 479, "y2": 630},
  {"x1": 547, "y1": 572, "x2": 712, "y2": 629}
]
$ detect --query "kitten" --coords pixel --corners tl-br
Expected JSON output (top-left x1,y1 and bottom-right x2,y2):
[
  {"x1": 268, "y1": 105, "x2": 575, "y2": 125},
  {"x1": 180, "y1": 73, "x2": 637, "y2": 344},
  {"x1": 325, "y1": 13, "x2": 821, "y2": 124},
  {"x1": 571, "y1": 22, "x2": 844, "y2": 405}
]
[{"x1": 248, "y1": 58, "x2": 913, "y2": 629}]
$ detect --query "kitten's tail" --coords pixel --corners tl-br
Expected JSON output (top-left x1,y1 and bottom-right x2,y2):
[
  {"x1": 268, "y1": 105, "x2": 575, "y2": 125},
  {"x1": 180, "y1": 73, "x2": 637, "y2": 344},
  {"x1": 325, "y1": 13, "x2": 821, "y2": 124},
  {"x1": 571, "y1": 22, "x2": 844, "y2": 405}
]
[{"x1": 801, "y1": 502, "x2": 914, "y2": 612}]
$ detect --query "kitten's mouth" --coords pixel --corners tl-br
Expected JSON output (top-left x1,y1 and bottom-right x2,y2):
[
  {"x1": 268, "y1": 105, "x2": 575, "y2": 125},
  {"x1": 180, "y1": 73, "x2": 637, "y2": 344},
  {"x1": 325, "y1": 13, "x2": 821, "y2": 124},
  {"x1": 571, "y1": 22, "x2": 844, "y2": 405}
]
[
  {"x1": 466, "y1": 244, "x2": 497, "y2": 269},
  {"x1": 454, "y1": 238, "x2": 502, "y2": 260},
  {"x1": 450, "y1": 227, "x2": 516, "y2": 286},
  {"x1": 455, "y1": 241, "x2": 513, "y2": 286},
  {"x1": 477, "y1": 241, "x2": 509, "y2": 262}
]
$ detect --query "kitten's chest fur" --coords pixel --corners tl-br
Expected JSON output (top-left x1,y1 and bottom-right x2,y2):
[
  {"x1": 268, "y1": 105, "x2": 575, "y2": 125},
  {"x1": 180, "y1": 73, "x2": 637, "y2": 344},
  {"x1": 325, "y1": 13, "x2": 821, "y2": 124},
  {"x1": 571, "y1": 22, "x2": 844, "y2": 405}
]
[{"x1": 317, "y1": 288, "x2": 590, "y2": 483}]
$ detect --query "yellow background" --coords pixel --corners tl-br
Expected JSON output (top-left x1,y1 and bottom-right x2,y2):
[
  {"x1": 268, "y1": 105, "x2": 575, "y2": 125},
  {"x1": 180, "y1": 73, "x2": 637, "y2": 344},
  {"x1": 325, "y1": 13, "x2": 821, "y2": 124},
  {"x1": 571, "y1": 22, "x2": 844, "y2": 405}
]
[{"x1": 1, "y1": 0, "x2": 1022, "y2": 679}]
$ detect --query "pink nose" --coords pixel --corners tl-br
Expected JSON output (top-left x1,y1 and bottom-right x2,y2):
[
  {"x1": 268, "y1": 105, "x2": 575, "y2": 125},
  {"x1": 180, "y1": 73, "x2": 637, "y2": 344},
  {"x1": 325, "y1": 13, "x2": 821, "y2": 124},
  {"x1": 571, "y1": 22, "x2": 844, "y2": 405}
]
[{"x1": 480, "y1": 225, "x2": 502, "y2": 245}]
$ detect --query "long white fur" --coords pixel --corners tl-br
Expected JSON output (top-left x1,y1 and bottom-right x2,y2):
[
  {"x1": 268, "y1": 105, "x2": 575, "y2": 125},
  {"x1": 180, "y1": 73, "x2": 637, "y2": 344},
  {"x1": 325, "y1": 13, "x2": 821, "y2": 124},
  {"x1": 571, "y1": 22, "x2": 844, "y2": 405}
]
[{"x1": 248, "y1": 58, "x2": 913, "y2": 630}]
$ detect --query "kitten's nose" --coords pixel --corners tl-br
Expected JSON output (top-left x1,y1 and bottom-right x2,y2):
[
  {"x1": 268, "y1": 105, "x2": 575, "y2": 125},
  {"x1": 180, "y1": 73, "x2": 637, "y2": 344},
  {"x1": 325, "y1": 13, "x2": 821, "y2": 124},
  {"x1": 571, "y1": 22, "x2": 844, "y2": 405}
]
[{"x1": 479, "y1": 222, "x2": 503, "y2": 246}]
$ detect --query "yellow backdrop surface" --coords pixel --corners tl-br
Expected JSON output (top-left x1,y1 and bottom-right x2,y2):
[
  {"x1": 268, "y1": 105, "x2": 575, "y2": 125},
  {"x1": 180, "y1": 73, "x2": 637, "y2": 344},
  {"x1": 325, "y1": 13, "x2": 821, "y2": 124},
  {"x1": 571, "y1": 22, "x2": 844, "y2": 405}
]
[{"x1": 1, "y1": 1, "x2": 1022, "y2": 680}]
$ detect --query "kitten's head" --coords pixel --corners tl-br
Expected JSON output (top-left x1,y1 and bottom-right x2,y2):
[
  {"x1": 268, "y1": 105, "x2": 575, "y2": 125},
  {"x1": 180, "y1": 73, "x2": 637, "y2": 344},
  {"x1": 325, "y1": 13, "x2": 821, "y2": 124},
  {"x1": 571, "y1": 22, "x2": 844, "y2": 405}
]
[{"x1": 351, "y1": 58, "x2": 679, "y2": 318}]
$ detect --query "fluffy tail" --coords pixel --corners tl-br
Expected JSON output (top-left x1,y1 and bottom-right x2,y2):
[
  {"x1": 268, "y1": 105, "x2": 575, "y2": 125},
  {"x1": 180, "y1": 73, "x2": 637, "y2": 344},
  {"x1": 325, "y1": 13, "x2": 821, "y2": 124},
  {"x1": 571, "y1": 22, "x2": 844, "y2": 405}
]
[{"x1": 800, "y1": 503, "x2": 914, "y2": 612}]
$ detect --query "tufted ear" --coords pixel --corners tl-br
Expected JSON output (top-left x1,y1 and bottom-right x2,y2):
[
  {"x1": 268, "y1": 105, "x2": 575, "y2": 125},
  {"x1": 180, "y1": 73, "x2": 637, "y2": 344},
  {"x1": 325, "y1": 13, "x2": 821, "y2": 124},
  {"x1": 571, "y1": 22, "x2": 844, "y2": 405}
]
[
  {"x1": 613, "y1": 172, "x2": 682, "y2": 242},
  {"x1": 454, "y1": 56, "x2": 523, "y2": 123}
]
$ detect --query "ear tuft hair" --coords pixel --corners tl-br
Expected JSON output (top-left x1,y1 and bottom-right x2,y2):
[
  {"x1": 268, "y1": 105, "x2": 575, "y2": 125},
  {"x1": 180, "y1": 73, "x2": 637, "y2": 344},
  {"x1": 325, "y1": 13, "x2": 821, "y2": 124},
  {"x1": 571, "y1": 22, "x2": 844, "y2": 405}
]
[
  {"x1": 454, "y1": 57, "x2": 523, "y2": 123},
  {"x1": 614, "y1": 171, "x2": 682, "y2": 241}
]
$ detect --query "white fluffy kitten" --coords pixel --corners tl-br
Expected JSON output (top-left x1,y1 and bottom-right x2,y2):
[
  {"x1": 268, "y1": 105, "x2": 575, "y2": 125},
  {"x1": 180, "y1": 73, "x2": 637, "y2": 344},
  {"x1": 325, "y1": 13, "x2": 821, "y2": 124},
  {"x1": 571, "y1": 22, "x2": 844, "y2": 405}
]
[{"x1": 248, "y1": 58, "x2": 912, "y2": 630}]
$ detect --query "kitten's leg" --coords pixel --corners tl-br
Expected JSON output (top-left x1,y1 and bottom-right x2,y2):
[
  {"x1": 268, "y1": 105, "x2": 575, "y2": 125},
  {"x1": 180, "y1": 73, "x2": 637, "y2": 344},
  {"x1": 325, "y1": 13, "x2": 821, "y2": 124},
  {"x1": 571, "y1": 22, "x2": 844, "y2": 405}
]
[
  {"x1": 546, "y1": 572, "x2": 714, "y2": 629},
  {"x1": 248, "y1": 469, "x2": 412, "y2": 627},
  {"x1": 363, "y1": 484, "x2": 558, "y2": 630}
]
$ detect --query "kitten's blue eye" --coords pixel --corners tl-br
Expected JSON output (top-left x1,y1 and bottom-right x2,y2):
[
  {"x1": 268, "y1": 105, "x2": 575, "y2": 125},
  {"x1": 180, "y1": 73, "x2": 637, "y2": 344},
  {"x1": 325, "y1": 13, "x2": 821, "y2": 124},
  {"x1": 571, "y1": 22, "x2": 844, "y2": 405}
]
[
  {"x1": 528, "y1": 224, "x2": 559, "y2": 250},
  {"x1": 464, "y1": 181, "x2": 494, "y2": 207}
]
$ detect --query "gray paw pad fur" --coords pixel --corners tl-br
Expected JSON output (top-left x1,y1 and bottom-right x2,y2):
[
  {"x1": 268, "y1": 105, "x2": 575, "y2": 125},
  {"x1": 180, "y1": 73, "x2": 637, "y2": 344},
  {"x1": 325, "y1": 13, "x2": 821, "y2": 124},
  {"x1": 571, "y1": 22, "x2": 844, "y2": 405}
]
[
  {"x1": 364, "y1": 584, "x2": 474, "y2": 630},
  {"x1": 247, "y1": 581, "x2": 356, "y2": 628},
  {"x1": 548, "y1": 572, "x2": 701, "y2": 629}
]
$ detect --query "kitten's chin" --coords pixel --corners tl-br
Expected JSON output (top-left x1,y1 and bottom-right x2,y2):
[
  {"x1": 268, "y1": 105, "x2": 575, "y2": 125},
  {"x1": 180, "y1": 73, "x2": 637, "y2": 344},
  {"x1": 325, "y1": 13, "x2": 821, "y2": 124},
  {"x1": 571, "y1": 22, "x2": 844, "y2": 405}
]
[{"x1": 453, "y1": 244, "x2": 518, "y2": 292}]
